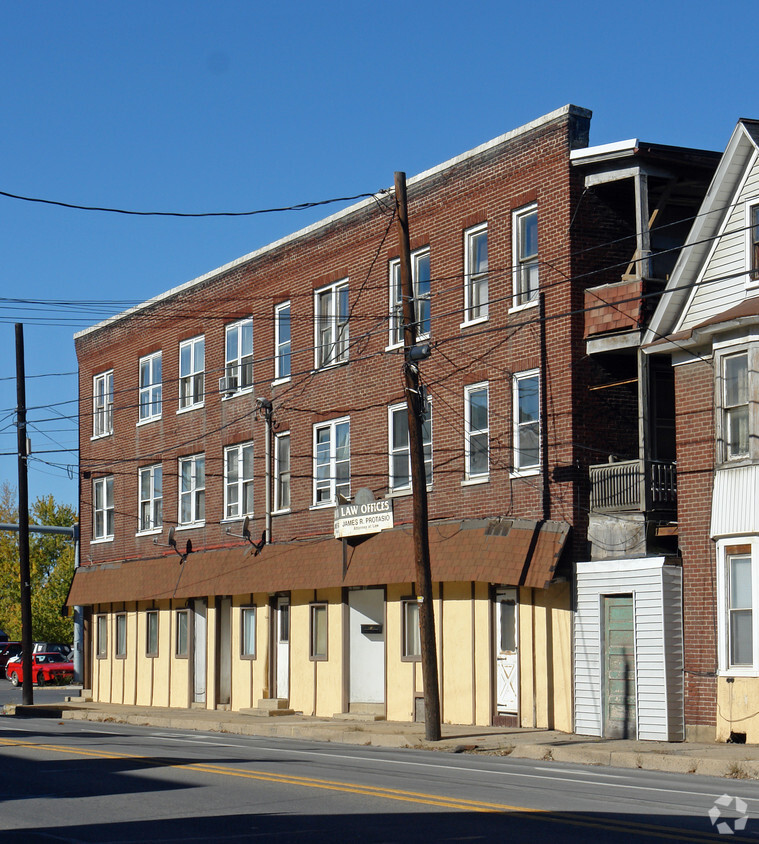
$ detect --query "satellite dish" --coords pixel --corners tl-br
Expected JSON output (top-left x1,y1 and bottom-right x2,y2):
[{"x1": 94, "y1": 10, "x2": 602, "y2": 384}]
[
  {"x1": 242, "y1": 516, "x2": 250, "y2": 539},
  {"x1": 168, "y1": 527, "x2": 176, "y2": 548}
]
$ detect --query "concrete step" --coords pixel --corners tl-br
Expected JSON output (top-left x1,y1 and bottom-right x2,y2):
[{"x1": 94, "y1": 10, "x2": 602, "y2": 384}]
[
  {"x1": 332, "y1": 712, "x2": 386, "y2": 722},
  {"x1": 239, "y1": 706, "x2": 296, "y2": 717}
]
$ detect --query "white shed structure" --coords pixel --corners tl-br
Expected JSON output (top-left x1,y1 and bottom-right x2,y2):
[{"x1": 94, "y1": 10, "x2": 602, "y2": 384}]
[{"x1": 574, "y1": 558, "x2": 684, "y2": 741}]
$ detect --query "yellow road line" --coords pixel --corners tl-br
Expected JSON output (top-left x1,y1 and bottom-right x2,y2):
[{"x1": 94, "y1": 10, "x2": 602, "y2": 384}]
[{"x1": 0, "y1": 737, "x2": 751, "y2": 842}]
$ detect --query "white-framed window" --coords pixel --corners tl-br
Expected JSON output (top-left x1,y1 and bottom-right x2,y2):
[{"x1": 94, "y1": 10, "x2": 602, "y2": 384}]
[
  {"x1": 96, "y1": 615, "x2": 108, "y2": 658},
  {"x1": 389, "y1": 247, "x2": 431, "y2": 347},
  {"x1": 310, "y1": 603, "x2": 328, "y2": 661},
  {"x1": 388, "y1": 402, "x2": 432, "y2": 491},
  {"x1": 146, "y1": 610, "x2": 159, "y2": 658},
  {"x1": 138, "y1": 352, "x2": 162, "y2": 423},
  {"x1": 717, "y1": 540, "x2": 759, "y2": 675},
  {"x1": 512, "y1": 204, "x2": 538, "y2": 307},
  {"x1": 464, "y1": 223, "x2": 488, "y2": 324},
  {"x1": 465, "y1": 382, "x2": 489, "y2": 480},
  {"x1": 313, "y1": 418, "x2": 350, "y2": 506},
  {"x1": 175, "y1": 609, "x2": 189, "y2": 658},
  {"x1": 138, "y1": 464, "x2": 163, "y2": 534},
  {"x1": 274, "y1": 432, "x2": 291, "y2": 513},
  {"x1": 241, "y1": 606, "x2": 256, "y2": 658},
  {"x1": 402, "y1": 598, "x2": 421, "y2": 660},
  {"x1": 723, "y1": 352, "x2": 749, "y2": 460},
  {"x1": 224, "y1": 442, "x2": 254, "y2": 519},
  {"x1": 224, "y1": 319, "x2": 254, "y2": 394},
  {"x1": 115, "y1": 613, "x2": 127, "y2": 658},
  {"x1": 746, "y1": 202, "x2": 759, "y2": 284},
  {"x1": 315, "y1": 279, "x2": 349, "y2": 368},
  {"x1": 93, "y1": 370, "x2": 113, "y2": 437},
  {"x1": 274, "y1": 301, "x2": 291, "y2": 382},
  {"x1": 513, "y1": 370, "x2": 540, "y2": 473},
  {"x1": 178, "y1": 454, "x2": 205, "y2": 526},
  {"x1": 179, "y1": 335, "x2": 204, "y2": 410},
  {"x1": 93, "y1": 476, "x2": 114, "y2": 541}
]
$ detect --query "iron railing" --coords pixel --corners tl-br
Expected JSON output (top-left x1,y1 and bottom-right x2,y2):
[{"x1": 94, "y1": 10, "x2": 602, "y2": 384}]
[{"x1": 589, "y1": 459, "x2": 677, "y2": 512}]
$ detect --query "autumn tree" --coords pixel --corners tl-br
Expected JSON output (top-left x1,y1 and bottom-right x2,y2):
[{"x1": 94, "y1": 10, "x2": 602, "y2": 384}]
[{"x1": 0, "y1": 481, "x2": 76, "y2": 643}]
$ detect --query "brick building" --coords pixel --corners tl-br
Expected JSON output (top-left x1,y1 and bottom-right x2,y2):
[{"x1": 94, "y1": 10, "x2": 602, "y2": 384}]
[{"x1": 67, "y1": 105, "x2": 718, "y2": 732}]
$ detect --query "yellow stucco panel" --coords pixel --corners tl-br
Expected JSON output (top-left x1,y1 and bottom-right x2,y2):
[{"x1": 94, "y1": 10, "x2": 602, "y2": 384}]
[{"x1": 716, "y1": 677, "x2": 759, "y2": 744}]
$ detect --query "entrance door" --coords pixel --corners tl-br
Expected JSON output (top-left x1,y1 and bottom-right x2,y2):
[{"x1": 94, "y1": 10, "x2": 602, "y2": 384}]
[
  {"x1": 348, "y1": 589, "x2": 385, "y2": 705},
  {"x1": 274, "y1": 596, "x2": 290, "y2": 700},
  {"x1": 192, "y1": 599, "x2": 207, "y2": 704},
  {"x1": 495, "y1": 588, "x2": 518, "y2": 715},
  {"x1": 603, "y1": 595, "x2": 636, "y2": 738},
  {"x1": 216, "y1": 597, "x2": 231, "y2": 706}
]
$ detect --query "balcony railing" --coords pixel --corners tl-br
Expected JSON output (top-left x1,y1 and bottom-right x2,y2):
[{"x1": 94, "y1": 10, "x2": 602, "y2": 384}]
[{"x1": 589, "y1": 459, "x2": 677, "y2": 513}]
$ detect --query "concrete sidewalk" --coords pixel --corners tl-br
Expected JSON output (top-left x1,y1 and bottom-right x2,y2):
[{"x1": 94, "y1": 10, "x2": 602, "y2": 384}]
[{"x1": 4, "y1": 699, "x2": 758, "y2": 780}]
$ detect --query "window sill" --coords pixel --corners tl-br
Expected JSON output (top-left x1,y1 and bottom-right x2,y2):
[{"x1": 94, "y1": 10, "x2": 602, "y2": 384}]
[
  {"x1": 135, "y1": 528, "x2": 163, "y2": 537},
  {"x1": 221, "y1": 388, "x2": 254, "y2": 401},
  {"x1": 176, "y1": 403, "x2": 204, "y2": 415},
  {"x1": 310, "y1": 501, "x2": 336, "y2": 511},
  {"x1": 386, "y1": 485, "x2": 432, "y2": 499},
  {"x1": 137, "y1": 416, "x2": 161, "y2": 427},
  {"x1": 311, "y1": 359, "x2": 349, "y2": 374},
  {"x1": 508, "y1": 300, "x2": 539, "y2": 315},
  {"x1": 90, "y1": 432, "x2": 113, "y2": 442},
  {"x1": 460, "y1": 316, "x2": 489, "y2": 329},
  {"x1": 175, "y1": 522, "x2": 205, "y2": 531},
  {"x1": 510, "y1": 467, "x2": 540, "y2": 479},
  {"x1": 90, "y1": 536, "x2": 114, "y2": 545},
  {"x1": 220, "y1": 516, "x2": 254, "y2": 525},
  {"x1": 272, "y1": 377, "x2": 291, "y2": 388},
  {"x1": 719, "y1": 668, "x2": 759, "y2": 678},
  {"x1": 462, "y1": 476, "x2": 489, "y2": 487},
  {"x1": 273, "y1": 508, "x2": 291, "y2": 516}
]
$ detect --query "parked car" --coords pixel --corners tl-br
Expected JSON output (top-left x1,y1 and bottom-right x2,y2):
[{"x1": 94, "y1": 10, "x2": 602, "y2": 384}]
[
  {"x1": 0, "y1": 642, "x2": 21, "y2": 672},
  {"x1": 6, "y1": 652, "x2": 74, "y2": 686},
  {"x1": 32, "y1": 642, "x2": 72, "y2": 658}
]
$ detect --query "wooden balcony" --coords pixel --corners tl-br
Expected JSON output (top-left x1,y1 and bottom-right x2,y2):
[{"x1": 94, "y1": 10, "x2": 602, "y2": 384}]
[{"x1": 589, "y1": 459, "x2": 677, "y2": 513}]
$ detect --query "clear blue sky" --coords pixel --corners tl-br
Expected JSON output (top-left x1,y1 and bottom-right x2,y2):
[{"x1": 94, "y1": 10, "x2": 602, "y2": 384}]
[{"x1": 0, "y1": 0, "x2": 755, "y2": 510}]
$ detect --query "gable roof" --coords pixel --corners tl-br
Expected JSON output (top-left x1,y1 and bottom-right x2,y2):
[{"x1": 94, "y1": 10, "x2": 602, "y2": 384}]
[{"x1": 644, "y1": 120, "x2": 759, "y2": 346}]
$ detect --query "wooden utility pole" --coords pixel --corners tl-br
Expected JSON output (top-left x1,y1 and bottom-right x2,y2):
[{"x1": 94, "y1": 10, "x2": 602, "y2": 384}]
[
  {"x1": 394, "y1": 171, "x2": 441, "y2": 741},
  {"x1": 15, "y1": 323, "x2": 34, "y2": 706}
]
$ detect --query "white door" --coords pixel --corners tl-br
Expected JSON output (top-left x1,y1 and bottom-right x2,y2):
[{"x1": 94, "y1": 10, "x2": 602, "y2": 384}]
[
  {"x1": 495, "y1": 588, "x2": 518, "y2": 714},
  {"x1": 275, "y1": 596, "x2": 290, "y2": 700},
  {"x1": 193, "y1": 599, "x2": 207, "y2": 704},
  {"x1": 349, "y1": 589, "x2": 385, "y2": 704}
]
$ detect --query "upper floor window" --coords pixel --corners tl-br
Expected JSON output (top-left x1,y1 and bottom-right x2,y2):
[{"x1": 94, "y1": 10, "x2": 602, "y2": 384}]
[
  {"x1": 138, "y1": 464, "x2": 162, "y2": 534},
  {"x1": 513, "y1": 370, "x2": 540, "y2": 473},
  {"x1": 723, "y1": 352, "x2": 749, "y2": 460},
  {"x1": 274, "y1": 302, "x2": 291, "y2": 381},
  {"x1": 178, "y1": 453, "x2": 205, "y2": 526},
  {"x1": 223, "y1": 319, "x2": 253, "y2": 395},
  {"x1": 315, "y1": 280, "x2": 349, "y2": 368},
  {"x1": 390, "y1": 247, "x2": 431, "y2": 347},
  {"x1": 513, "y1": 204, "x2": 538, "y2": 307},
  {"x1": 138, "y1": 352, "x2": 162, "y2": 423},
  {"x1": 179, "y1": 335, "x2": 204, "y2": 410},
  {"x1": 464, "y1": 224, "x2": 488, "y2": 324},
  {"x1": 224, "y1": 442, "x2": 254, "y2": 519},
  {"x1": 465, "y1": 383, "x2": 489, "y2": 481},
  {"x1": 749, "y1": 204, "x2": 759, "y2": 283},
  {"x1": 93, "y1": 370, "x2": 113, "y2": 438},
  {"x1": 313, "y1": 418, "x2": 350, "y2": 506},
  {"x1": 388, "y1": 402, "x2": 432, "y2": 491},
  {"x1": 274, "y1": 432, "x2": 291, "y2": 513},
  {"x1": 93, "y1": 476, "x2": 114, "y2": 541}
]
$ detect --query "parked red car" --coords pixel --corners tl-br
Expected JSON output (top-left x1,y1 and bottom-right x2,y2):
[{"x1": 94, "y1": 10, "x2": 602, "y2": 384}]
[{"x1": 6, "y1": 652, "x2": 74, "y2": 686}]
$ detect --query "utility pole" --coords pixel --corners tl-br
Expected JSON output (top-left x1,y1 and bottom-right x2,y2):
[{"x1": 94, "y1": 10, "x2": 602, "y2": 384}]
[
  {"x1": 15, "y1": 323, "x2": 34, "y2": 706},
  {"x1": 394, "y1": 171, "x2": 441, "y2": 741}
]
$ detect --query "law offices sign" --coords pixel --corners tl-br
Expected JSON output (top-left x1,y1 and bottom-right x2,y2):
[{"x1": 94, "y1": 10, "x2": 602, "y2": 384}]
[{"x1": 334, "y1": 492, "x2": 394, "y2": 539}]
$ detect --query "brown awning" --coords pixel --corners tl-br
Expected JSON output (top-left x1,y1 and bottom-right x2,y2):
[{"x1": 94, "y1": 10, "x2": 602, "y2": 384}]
[{"x1": 67, "y1": 517, "x2": 569, "y2": 606}]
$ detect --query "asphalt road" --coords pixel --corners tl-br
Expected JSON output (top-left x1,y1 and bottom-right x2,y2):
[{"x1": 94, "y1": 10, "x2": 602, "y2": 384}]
[
  {"x1": 0, "y1": 676, "x2": 79, "y2": 708},
  {"x1": 0, "y1": 717, "x2": 757, "y2": 842}
]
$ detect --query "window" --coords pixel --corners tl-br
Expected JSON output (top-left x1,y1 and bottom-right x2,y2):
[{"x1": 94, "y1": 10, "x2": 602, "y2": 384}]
[
  {"x1": 390, "y1": 247, "x2": 431, "y2": 346},
  {"x1": 274, "y1": 432, "x2": 291, "y2": 512},
  {"x1": 274, "y1": 302, "x2": 291, "y2": 381},
  {"x1": 115, "y1": 613, "x2": 127, "y2": 658},
  {"x1": 138, "y1": 352, "x2": 162, "y2": 422},
  {"x1": 310, "y1": 603, "x2": 328, "y2": 660},
  {"x1": 402, "y1": 599, "x2": 421, "y2": 659},
  {"x1": 513, "y1": 371, "x2": 540, "y2": 472},
  {"x1": 315, "y1": 280, "x2": 349, "y2": 368},
  {"x1": 93, "y1": 476, "x2": 114, "y2": 541},
  {"x1": 224, "y1": 442, "x2": 254, "y2": 519},
  {"x1": 513, "y1": 204, "x2": 538, "y2": 307},
  {"x1": 146, "y1": 610, "x2": 159, "y2": 658},
  {"x1": 388, "y1": 403, "x2": 432, "y2": 491},
  {"x1": 723, "y1": 353, "x2": 749, "y2": 459},
  {"x1": 176, "y1": 609, "x2": 189, "y2": 658},
  {"x1": 464, "y1": 224, "x2": 488, "y2": 323},
  {"x1": 718, "y1": 542, "x2": 759, "y2": 675},
  {"x1": 138, "y1": 464, "x2": 162, "y2": 533},
  {"x1": 178, "y1": 454, "x2": 205, "y2": 526},
  {"x1": 241, "y1": 607, "x2": 256, "y2": 658},
  {"x1": 93, "y1": 370, "x2": 113, "y2": 437},
  {"x1": 96, "y1": 615, "x2": 108, "y2": 658},
  {"x1": 748, "y1": 204, "x2": 759, "y2": 283},
  {"x1": 224, "y1": 319, "x2": 253, "y2": 394},
  {"x1": 465, "y1": 383, "x2": 489, "y2": 480},
  {"x1": 179, "y1": 335, "x2": 204, "y2": 410},
  {"x1": 313, "y1": 418, "x2": 350, "y2": 505}
]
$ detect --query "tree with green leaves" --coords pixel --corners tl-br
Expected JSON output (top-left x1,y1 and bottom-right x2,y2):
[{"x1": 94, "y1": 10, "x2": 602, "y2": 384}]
[{"x1": 0, "y1": 482, "x2": 76, "y2": 643}]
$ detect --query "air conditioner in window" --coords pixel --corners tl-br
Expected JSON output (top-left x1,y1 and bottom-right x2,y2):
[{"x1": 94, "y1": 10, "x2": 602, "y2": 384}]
[{"x1": 219, "y1": 375, "x2": 238, "y2": 394}]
